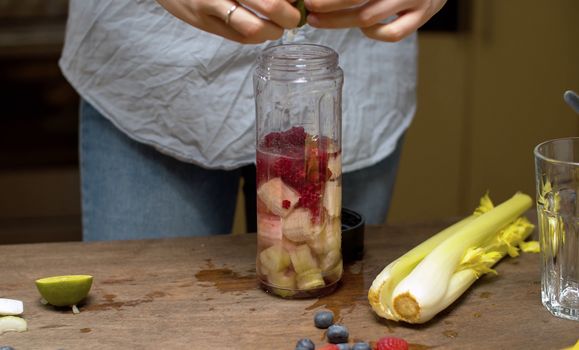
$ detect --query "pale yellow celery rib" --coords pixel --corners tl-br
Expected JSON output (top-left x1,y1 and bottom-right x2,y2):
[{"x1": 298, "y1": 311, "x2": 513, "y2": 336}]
[
  {"x1": 368, "y1": 194, "x2": 494, "y2": 320},
  {"x1": 414, "y1": 217, "x2": 535, "y2": 323},
  {"x1": 391, "y1": 192, "x2": 532, "y2": 323},
  {"x1": 520, "y1": 240, "x2": 540, "y2": 253},
  {"x1": 368, "y1": 216, "x2": 476, "y2": 320}
]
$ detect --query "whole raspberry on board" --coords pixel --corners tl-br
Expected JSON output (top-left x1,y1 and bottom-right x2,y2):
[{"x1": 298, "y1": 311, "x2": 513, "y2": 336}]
[
  {"x1": 317, "y1": 344, "x2": 339, "y2": 350},
  {"x1": 375, "y1": 336, "x2": 409, "y2": 350}
]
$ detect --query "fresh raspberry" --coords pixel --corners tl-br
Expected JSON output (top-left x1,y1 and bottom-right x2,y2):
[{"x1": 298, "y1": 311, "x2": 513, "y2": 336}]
[
  {"x1": 318, "y1": 345, "x2": 339, "y2": 350},
  {"x1": 375, "y1": 337, "x2": 408, "y2": 350},
  {"x1": 282, "y1": 200, "x2": 291, "y2": 209},
  {"x1": 263, "y1": 131, "x2": 282, "y2": 149},
  {"x1": 283, "y1": 126, "x2": 306, "y2": 146},
  {"x1": 272, "y1": 157, "x2": 292, "y2": 178}
]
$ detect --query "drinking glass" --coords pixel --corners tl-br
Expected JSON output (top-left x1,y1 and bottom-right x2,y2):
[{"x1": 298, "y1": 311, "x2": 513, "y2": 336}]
[{"x1": 534, "y1": 137, "x2": 579, "y2": 321}]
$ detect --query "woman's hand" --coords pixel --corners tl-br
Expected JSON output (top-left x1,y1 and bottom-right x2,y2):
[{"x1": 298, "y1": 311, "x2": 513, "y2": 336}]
[
  {"x1": 305, "y1": 0, "x2": 448, "y2": 42},
  {"x1": 156, "y1": 0, "x2": 302, "y2": 44}
]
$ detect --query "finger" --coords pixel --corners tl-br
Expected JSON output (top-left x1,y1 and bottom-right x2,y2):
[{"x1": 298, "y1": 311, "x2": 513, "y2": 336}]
[
  {"x1": 208, "y1": 2, "x2": 284, "y2": 43},
  {"x1": 238, "y1": 0, "x2": 301, "y2": 28},
  {"x1": 305, "y1": 0, "x2": 368, "y2": 13},
  {"x1": 360, "y1": 9, "x2": 423, "y2": 42},
  {"x1": 202, "y1": 15, "x2": 267, "y2": 44},
  {"x1": 307, "y1": 0, "x2": 407, "y2": 28}
]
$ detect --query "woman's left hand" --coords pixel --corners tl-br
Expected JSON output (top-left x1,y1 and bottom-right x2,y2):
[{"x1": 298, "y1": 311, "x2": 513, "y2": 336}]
[{"x1": 304, "y1": 0, "x2": 448, "y2": 42}]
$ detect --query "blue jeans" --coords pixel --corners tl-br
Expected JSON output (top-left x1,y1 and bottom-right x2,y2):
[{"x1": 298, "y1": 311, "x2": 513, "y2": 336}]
[{"x1": 80, "y1": 100, "x2": 403, "y2": 241}]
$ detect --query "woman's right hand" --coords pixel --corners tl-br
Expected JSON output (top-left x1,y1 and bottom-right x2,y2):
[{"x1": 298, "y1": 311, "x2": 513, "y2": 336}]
[{"x1": 156, "y1": 0, "x2": 302, "y2": 44}]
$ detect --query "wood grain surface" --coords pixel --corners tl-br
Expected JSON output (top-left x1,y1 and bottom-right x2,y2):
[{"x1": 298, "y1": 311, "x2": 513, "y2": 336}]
[{"x1": 0, "y1": 223, "x2": 577, "y2": 349}]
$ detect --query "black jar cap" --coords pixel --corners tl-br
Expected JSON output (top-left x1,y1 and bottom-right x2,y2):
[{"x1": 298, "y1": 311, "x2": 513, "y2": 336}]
[{"x1": 341, "y1": 208, "x2": 365, "y2": 262}]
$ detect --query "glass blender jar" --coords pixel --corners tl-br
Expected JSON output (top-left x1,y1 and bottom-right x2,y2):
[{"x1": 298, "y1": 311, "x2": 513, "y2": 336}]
[{"x1": 254, "y1": 44, "x2": 343, "y2": 298}]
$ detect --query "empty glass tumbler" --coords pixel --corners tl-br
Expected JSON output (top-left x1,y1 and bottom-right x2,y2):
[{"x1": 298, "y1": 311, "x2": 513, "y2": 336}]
[
  {"x1": 253, "y1": 44, "x2": 344, "y2": 298},
  {"x1": 534, "y1": 136, "x2": 579, "y2": 321}
]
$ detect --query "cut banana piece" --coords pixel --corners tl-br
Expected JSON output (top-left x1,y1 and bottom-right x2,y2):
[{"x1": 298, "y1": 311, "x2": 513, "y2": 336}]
[
  {"x1": 309, "y1": 218, "x2": 341, "y2": 255},
  {"x1": 0, "y1": 316, "x2": 27, "y2": 335},
  {"x1": 327, "y1": 153, "x2": 342, "y2": 180},
  {"x1": 257, "y1": 214, "x2": 283, "y2": 246},
  {"x1": 283, "y1": 208, "x2": 324, "y2": 243},
  {"x1": 319, "y1": 248, "x2": 341, "y2": 271},
  {"x1": 0, "y1": 298, "x2": 23, "y2": 316},
  {"x1": 268, "y1": 270, "x2": 297, "y2": 290},
  {"x1": 297, "y1": 269, "x2": 325, "y2": 290},
  {"x1": 257, "y1": 177, "x2": 300, "y2": 217},
  {"x1": 289, "y1": 244, "x2": 319, "y2": 274},
  {"x1": 323, "y1": 181, "x2": 341, "y2": 217},
  {"x1": 259, "y1": 244, "x2": 291, "y2": 273},
  {"x1": 323, "y1": 260, "x2": 343, "y2": 282}
]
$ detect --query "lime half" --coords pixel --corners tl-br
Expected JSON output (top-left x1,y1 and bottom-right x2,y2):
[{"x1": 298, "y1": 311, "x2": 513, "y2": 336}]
[{"x1": 35, "y1": 275, "x2": 93, "y2": 310}]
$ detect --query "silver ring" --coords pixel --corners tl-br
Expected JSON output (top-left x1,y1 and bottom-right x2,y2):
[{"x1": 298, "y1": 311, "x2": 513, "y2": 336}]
[{"x1": 225, "y1": 4, "x2": 238, "y2": 25}]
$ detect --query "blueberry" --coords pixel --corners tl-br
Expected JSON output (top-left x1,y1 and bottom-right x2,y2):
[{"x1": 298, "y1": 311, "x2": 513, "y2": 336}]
[
  {"x1": 326, "y1": 324, "x2": 349, "y2": 344},
  {"x1": 295, "y1": 338, "x2": 315, "y2": 350},
  {"x1": 352, "y1": 342, "x2": 371, "y2": 350},
  {"x1": 336, "y1": 343, "x2": 351, "y2": 350},
  {"x1": 314, "y1": 310, "x2": 334, "y2": 329}
]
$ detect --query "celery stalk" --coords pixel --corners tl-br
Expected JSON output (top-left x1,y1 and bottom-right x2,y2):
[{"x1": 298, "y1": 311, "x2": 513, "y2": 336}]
[
  {"x1": 369, "y1": 193, "x2": 494, "y2": 320},
  {"x1": 369, "y1": 192, "x2": 535, "y2": 324}
]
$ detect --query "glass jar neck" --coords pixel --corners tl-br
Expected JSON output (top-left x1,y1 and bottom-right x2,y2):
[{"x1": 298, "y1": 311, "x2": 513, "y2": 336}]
[{"x1": 255, "y1": 44, "x2": 340, "y2": 81}]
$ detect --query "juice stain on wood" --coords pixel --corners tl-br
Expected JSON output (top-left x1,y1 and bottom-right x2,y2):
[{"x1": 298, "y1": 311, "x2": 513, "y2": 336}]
[
  {"x1": 443, "y1": 330, "x2": 458, "y2": 338},
  {"x1": 195, "y1": 261, "x2": 256, "y2": 294},
  {"x1": 304, "y1": 262, "x2": 367, "y2": 320},
  {"x1": 479, "y1": 291, "x2": 492, "y2": 299},
  {"x1": 83, "y1": 291, "x2": 167, "y2": 311}
]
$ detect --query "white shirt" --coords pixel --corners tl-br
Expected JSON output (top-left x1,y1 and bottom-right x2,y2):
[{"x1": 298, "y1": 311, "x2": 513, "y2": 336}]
[{"x1": 59, "y1": 0, "x2": 417, "y2": 172}]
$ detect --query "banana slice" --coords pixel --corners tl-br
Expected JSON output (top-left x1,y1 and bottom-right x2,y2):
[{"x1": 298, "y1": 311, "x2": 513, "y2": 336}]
[
  {"x1": 309, "y1": 218, "x2": 341, "y2": 255},
  {"x1": 289, "y1": 244, "x2": 319, "y2": 274},
  {"x1": 259, "y1": 244, "x2": 291, "y2": 273},
  {"x1": 283, "y1": 208, "x2": 324, "y2": 243},
  {"x1": 257, "y1": 178, "x2": 300, "y2": 217},
  {"x1": 257, "y1": 214, "x2": 283, "y2": 247},
  {"x1": 322, "y1": 260, "x2": 343, "y2": 283},
  {"x1": 319, "y1": 248, "x2": 342, "y2": 271},
  {"x1": 327, "y1": 153, "x2": 342, "y2": 180},
  {"x1": 268, "y1": 270, "x2": 297, "y2": 290},
  {"x1": 323, "y1": 181, "x2": 342, "y2": 217},
  {"x1": 297, "y1": 269, "x2": 325, "y2": 290},
  {"x1": 0, "y1": 316, "x2": 27, "y2": 335},
  {"x1": 0, "y1": 298, "x2": 23, "y2": 316}
]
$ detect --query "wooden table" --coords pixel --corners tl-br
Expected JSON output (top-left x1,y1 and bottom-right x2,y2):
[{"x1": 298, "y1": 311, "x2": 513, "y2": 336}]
[{"x1": 1, "y1": 223, "x2": 577, "y2": 349}]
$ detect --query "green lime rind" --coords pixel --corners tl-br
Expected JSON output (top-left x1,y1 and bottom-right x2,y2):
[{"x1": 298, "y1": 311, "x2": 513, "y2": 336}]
[
  {"x1": 35, "y1": 275, "x2": 93, "y2": 307},
  {"x1": 294, "y1": 0, "x2": 309, "y2": 27}
]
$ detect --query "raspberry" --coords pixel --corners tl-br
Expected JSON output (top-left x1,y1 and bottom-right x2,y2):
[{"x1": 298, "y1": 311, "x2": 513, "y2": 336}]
[
  {"x1": 375, "y1": 337, "x2": 409, "y2": 350},
  {"x1": 261, "y1": 127, "x2": 306, "y2": 152},
  {"x1": 263, "y1": 131, "x2": 282, "y2": 149},
  {"x1": 282, "y1": 200, "x2": 291, "y2": 209},
  {"x1": 318, "y1": 345, "x2": 339, "y2": 350},
  {"x1": 272, "y1": 157, "x2": 293, "y2": 178},
  {"x1": 283, "y1": 126, "x2": 306, "y2": 146}
]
